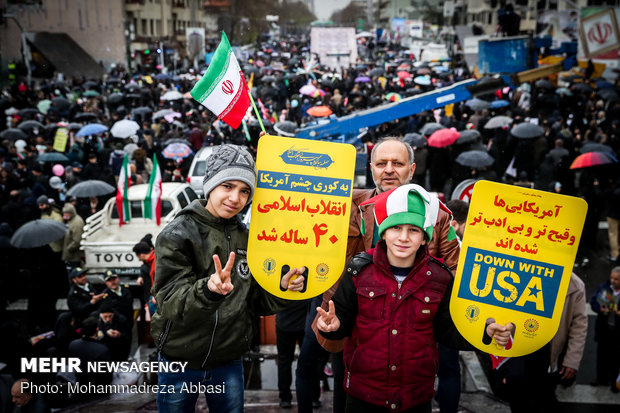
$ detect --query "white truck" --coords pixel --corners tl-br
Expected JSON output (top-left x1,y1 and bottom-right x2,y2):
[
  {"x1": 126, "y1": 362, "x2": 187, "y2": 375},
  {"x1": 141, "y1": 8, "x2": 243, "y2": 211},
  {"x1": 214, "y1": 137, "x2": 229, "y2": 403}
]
[{"x1": 80, "y1": 182, "x2": 198, "y2": 283}]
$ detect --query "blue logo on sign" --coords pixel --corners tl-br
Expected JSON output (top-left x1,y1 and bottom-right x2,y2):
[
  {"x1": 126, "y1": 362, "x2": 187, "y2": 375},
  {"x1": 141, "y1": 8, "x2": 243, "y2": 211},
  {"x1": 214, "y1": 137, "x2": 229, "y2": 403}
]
[
  {"x1": 457, "y1": 247, "x2": 563, "y2": 318},
  {"x1": 280, "y1": 147, "x2": 334, "y2": 169}
]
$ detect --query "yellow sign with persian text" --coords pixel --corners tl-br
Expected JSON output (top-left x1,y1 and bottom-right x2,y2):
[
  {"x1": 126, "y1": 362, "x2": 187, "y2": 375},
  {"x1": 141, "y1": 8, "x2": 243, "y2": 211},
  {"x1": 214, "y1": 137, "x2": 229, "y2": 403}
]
[
  {"x1": 450, "y1": 180, "x2": 587, "y2": 356},
  {"x1": 248, "y1": 135, "x2": 355, "y2": 299}
]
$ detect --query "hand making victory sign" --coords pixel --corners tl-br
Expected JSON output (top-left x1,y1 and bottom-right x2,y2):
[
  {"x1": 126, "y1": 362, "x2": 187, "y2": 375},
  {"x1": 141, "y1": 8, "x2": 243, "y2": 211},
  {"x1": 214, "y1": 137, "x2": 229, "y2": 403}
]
[
  {"x1": 316, "y1": 300, "x2": 340, "y2": 332},
  {"x1": 207, "y1": 252, "x2": 306, "y2": 295}
]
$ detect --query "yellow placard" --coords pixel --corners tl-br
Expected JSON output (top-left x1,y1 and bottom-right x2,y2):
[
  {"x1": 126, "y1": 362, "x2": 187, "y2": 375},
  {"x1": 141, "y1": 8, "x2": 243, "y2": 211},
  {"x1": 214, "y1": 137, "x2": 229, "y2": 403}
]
[
  {"x1": 248, "y1": 135, "x2": 356, "y2": 299},
  {"x1": 450, "y1": 181, "x2": 587, "y2": 356},
  {"x1": 53, "y1": 128, "x2": 68, "y2": 153}
]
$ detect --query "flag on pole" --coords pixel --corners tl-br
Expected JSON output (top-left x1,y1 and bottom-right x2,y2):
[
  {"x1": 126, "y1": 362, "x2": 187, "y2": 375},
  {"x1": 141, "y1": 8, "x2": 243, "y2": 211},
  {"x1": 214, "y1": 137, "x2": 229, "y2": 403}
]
[
  {"x1": 190, "y1": 32, "x2": 250, "y2": 129},
  {"x1": 144, "y1": 155, "x2": 162, "y2": 225},
  {"x1": 116, "y1": 154, "x2": 131, "y2": 226}
]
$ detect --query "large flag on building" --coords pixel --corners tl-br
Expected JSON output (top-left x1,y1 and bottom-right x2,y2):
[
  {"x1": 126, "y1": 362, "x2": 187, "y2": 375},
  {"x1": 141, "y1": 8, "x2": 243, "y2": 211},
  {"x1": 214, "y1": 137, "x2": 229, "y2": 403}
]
[
  {"x1": 144, "y1": 155, "x2": 162, "y2": 225},
  {"x1": 190, "y1": 32, "x2": 250, "y2": 129},
  {"x1": 116, "y1": 154, "x2": 131, "y2": 226}
]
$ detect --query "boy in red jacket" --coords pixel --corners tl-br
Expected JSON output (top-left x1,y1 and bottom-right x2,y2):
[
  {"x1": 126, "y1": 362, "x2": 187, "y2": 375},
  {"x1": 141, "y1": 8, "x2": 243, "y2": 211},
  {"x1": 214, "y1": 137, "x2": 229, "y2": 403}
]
[{"x1": 317, "y1": 184, "x2": 512, "y2": 413}]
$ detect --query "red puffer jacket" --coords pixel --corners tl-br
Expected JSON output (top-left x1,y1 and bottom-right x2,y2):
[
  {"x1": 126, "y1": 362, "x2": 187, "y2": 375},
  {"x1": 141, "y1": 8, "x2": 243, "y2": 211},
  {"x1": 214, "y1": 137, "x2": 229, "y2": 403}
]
[{"x1": 331, "y1": 242, "x2": 453, "y2": 412}]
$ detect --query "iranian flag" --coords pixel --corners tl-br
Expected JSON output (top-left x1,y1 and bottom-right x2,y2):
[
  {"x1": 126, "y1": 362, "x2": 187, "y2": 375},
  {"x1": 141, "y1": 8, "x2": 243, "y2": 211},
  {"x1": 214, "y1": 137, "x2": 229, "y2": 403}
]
[
  {"x1": 190, "y1": 32, "x2": 250, "y2": 129},
  {"x1": 144, "y1": 155, "x2": 162, "y2": 225},
  {"x1": 116, "y1": 154, "x2": 131, "y2": 226}
]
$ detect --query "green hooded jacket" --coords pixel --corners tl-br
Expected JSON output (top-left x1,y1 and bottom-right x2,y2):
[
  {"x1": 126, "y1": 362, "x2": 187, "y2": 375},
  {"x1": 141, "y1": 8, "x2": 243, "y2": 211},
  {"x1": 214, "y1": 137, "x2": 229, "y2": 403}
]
[{"x1": 151, "y1": 199, "x2": 288, "y2": 370}]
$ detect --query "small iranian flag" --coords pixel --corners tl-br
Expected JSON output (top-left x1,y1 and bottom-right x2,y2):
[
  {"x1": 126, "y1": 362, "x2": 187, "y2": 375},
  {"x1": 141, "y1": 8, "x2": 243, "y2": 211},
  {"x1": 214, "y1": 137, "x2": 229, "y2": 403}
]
[
  {"x1": 116, "y1": 154, "x2": 131, "y2": 226},
  {"x1": 190, "y1": 32, "x2": 250, "y2": 129},
  {"x1": 144, "y1": 155, "x2": 162, "y2": 225}
]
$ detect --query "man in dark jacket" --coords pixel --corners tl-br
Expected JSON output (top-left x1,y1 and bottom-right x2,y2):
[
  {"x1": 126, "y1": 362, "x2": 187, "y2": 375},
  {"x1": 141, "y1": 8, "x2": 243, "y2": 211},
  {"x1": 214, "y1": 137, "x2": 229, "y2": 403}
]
[
  {"x1": 100, "y1": 270, "x2": 134, "y2": 326},
  {"x1": 67, "y1": 267, "x2": 104, "y2": 322},
  {"x1": 151, "y1": 144, "x2": 306, "y2": 413},
  {"x1": 68, "y1": 317, "x2": 112, "y2": 388}
]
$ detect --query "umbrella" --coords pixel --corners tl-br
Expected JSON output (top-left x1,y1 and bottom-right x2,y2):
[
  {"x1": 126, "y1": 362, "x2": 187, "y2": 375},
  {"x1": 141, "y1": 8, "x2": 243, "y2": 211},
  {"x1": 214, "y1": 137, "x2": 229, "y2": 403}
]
[
  {"x1": 569, "y1": 151, "x2": 617, "y2": 169},
  {"x1": 248, "y1": 118, "x2": 273, "y2": 128},
  {"x1": 107, "y1": 93, "x2": 125, "y2": 104},
  {"x1": 369, "y1": 68, "x2": 384, "y2": 76},
  {"x1": 355, "y1": 76, "x2": 371, "y2": 83},
  {"x1": 0, "y1": 128, "x2": 27, "y2": 140},
  {"x1": 73, "y1": 112, "x2": 98, "y2": 121},
  {"x1": 76, "y1": 123, "x2": 108, "y2": 137},
  {"x1": 261, "y1": 75, "x2": 277, "y2": 83},
  {"x1": 572, "y1": 83, "x2": 592, "y2": 93},
  {"x1": 18, "y1": 108, "x2": 39, "y2": 119},
  {"x1": 67, "y1": 122, "x2": 83, "y2": 130},
  {"x1": 274, "y1": 121, "x2": 298, "y2": 137},
  {"x1": 37, "y1": 152, "x2": 70, "y2": 163},
  {"x1": 125, "y1": 83, "x2": 140, "y2": 90},
  {"x1": 10, "y1": 219, "x2": 67, "y2": 249},
  {"x1": 164, "y1": 112, "x2": 182, "y2": 123},
  {"x1": 491, "y1": 100, "x2": 510, "y2": 108},
  {"x1": 414, "y1": 76, "x2": 430, "y2": 85},
  {"x1": 510, "y1": 122, "x2": 545, "y2": 139},
  {"x1": 555, "y1": 88, "x2": 572, "y2": 96},
  {"x1": 465, "y1": 98, "x2": 491, "y2": 111},
  {"x1": 419, "y1": 122, "x2": 445, "y2": 136},
  {"x1": 306, "y1": 106, "x2": 333, "y2": 117},
  {"x1": 110, "y1": 119, "x2": 140, "y2": 138},
  {"x1": 456, "y1": 150, "x2": 495, "y2": 169},
  {"x1": 385, "y1": 92, "x2": 402, "y2": 102},
  {"x1": 402, "y1": 133, "x2": 426, "y2": 148},
  {"x1": 579, "y1": 142, "x2": 615, "y2": 155},
  {"x1": 37, "y1": 99, "x2": 52, "y2": 114},
  {"x1": 535, "y1": 79, "x2": 555, "y2": 90},
  {"x1": 154, "y1": 73, "x2": 170, "y2": 80},
  {"x1": 66, "y1": 180, "x2": 116, "y2": 198},
  {"x1": 597, "y1": 89, "x2": 618, "y2": 101},
  {"x1": 51, "y1": 97, "x2": 71, "y2": 110},
  {"x1": 299, "y1": 84, "x2": 317, "y2": 96},
  {"x1": 484, "y1": 115, "x2": 513, "y2": 129},
  {"x1": 131, "y1": 106, "x2": 153, "y2": 116},
  {"x1": 397, "y1": 71, "x2": 412, "y2": 80},
  {"x1": 83, "y1": 90, "x2": 100, "y2": 97},
  {"x1": 82, "y1": 80, "x2": 99, "y2": 90},
  {"x1": 153, "y1": 109, "x2": 176, "y2": 120},
  {"x1": 17, "y1": 120, "x2": 45, "y2": 131},
  {"x1": 161, "y1": 90, "x2": 184, "y2": 101},
  {"x1": 416, "y1": 68, "x2": 431, "y2": 75},
  {"x1": 456, "y1": 129, "x2": 481, "y2": 144},
  {"x1": 162, "y1": 143, "x2": 193, "y2": 160},
  {"x1": 428, "y1": 128, "x2": 460, "y2": 148},
  {"x1": 595, "y1": 80, "x2": 614, "y2": 90},
  {"x1": 397, "y1": 63, "x2": 411, "y2": 71}
]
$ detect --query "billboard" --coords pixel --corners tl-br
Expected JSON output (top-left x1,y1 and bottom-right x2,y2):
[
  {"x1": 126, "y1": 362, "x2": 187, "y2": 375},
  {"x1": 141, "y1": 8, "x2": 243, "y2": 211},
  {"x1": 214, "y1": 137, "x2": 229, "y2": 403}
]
[{"x1": 310, "y1": 27, "x2": 357, "y2": 70}]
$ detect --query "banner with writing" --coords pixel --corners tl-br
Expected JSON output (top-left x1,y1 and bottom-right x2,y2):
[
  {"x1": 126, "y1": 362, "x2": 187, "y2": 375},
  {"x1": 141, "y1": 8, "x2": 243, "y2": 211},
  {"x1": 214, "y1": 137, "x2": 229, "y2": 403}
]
[
  {"x1": 53, "y1": 128, "x2": 68, "y2": 153},
  {"x1": 450, "y1": 180, "x2": 587, "y2": 356},
  {"x1": 248, "y1": 135, "x2": 356, "y2": 299}
]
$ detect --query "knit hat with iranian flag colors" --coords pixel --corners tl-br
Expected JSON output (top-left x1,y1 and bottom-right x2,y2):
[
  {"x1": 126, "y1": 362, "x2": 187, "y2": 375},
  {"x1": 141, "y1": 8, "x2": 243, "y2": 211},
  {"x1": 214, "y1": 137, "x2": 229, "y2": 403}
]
[{"x1": 360, "y1": 184, "x2": 450, "y2": 241}]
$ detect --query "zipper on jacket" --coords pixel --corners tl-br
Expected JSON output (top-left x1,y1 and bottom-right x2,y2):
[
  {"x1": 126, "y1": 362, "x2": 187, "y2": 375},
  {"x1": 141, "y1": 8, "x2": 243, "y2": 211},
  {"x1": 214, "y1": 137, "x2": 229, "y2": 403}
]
[
  {"x1": 201, "y1": 309, "x2": 219, "y2": 369},
  {"x1": 346, "y1": 371, "x2": 351, "y2": 388},
  {"x1": 225, "y1": 225, "x2": 231, "y2": 255},
  {"x1": 157, "y1": 319, "x2": 172, "y2": 353}
]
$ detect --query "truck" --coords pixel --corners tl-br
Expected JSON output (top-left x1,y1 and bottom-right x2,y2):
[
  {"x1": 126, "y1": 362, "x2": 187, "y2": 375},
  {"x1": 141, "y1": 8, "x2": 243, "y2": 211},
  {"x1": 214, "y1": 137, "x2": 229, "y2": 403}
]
[{"x1": 80, "y1": 182, "x2": 198, "y2": 283}]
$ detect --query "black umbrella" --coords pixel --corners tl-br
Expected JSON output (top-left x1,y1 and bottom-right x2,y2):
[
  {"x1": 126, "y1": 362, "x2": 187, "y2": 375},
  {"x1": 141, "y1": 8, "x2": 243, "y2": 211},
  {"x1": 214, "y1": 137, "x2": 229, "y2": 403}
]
[
  {"x1": 0, "y1": 128, "x2": 27, "y2": 140},
  {"x1": 597, "y1": 89, "x2": 618, "y2": 101},
  {"x1": 125, "y1": 93, "x2": 141, "y2": 99},
  {"x1": 125, "y1": 83, "x2": 140, "y2": 90},
  {"x1": 244, "y1": 66, "x2": 260, "y2": 76},
  {"x1": 10, "y1": 219, "x2": 67, "y2": 249},
  {"x1": 249, "y1": 118, "x2": 273, "y2": 128},
  {"x1": 405, "y1": 88, "x2": 423, "y2": 96},
  {"x1": 419, "y1": 122, "x2": 445, "y2": 137},
  {"x1": 37, "y1": 152, "x2": 70, "y2": 163},
  {"x1": 274, "y1": 121, "x2": 298, "y2": 137},
  {"x1": 369, "y1": 68, "x2": 385, "y2": 76},
  {"x1": 456, "y1": 129, "x2": 481, "y2": 144},
  {"x1": 484, "y1": 115, "x2": 513, "y2": 129},
  {"x1": 261, "y1": 75, "x2": 277, "y2": 83},
  {"x1": 402, "y1": 133, "x2": 426, "y2": 148},
  {"x1": 510, "y1": 122, "x2": 545, "y2": 139},
  {"x1": 465, "y1": 98, "x2": 491, "y2": 111},
  {"x1": 131, "y1": 106, "x2": 153, "y2": 116},
  {"x1": 67, "y1": 122, "x2": 83, "y2": 130},
  {"x1": 18, "y1": 108, "x2": 40, "y2": 118},
  {"x1": 51, "y1": 97, "x2": 71, "y2": 110},
  {"x1": 66, "y1": 180, "x2": 116, "y2": 198},
  {"x1": 82, "y1": 80, "x2": 99, "y2": 90},
  {"x1": 17, "y1": 120, "x2": 45, "y2": 131},
  {"x1": 572, "y1": 83, "x2": 592, "y2": 93},
  {"x1": 535, "y1": 79, "x2": 555, "y2": 90},
  {"x1": 73, "y1": 112, "x2": 98, "y2": 121},
  {"x1": 108, "y1": 93, "x2": 125, "y2": 104},
  {"x1": 455, "y1": 150, "x2": 495, "y2": 168},
  {"x1": 580, "y1": 142, "x2": 615, "y2": 155}
]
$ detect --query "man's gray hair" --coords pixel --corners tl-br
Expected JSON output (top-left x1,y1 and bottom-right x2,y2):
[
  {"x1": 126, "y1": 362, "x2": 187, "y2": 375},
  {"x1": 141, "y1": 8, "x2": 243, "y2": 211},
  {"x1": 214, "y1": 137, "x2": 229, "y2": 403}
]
[{"x1": 370, "y1": 137, "x2": 415, "y2": 166}]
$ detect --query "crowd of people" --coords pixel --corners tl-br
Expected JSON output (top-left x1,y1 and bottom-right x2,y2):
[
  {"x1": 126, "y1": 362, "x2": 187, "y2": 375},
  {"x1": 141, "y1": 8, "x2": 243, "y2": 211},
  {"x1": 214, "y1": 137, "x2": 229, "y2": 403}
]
[{"x1": 0, "y1": 33, "x2": 619, "y2": 412}]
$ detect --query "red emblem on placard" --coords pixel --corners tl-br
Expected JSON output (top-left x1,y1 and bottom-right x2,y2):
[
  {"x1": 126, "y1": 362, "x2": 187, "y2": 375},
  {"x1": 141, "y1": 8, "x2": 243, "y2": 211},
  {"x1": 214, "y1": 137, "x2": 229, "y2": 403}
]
[
  {"x1": 588, "y1": 22, "x2": 613, "y2": 45},
  {"x1": 222, "y1": 80, "x2": 234, "y2": 95}
]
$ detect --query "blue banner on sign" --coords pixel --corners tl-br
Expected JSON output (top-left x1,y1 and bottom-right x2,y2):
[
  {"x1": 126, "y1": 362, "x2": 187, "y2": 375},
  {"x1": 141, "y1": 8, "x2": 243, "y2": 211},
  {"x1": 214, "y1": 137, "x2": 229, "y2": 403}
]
[
  {"x1": 257, "y1": 171, "x2": 352, "y2": 197},
  {"x1": 457, "y1": 247, "x2": 563, "y2": 318},
  {"x1": 280, "y1": 148, "x2": 334, "y2": 169}
]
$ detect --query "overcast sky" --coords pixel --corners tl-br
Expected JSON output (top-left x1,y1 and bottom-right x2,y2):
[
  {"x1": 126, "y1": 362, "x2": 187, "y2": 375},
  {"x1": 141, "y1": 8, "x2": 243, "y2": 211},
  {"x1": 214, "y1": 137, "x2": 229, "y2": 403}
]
[{"x1": 313, "y1": 0, "x2": 352, "y2": 20}]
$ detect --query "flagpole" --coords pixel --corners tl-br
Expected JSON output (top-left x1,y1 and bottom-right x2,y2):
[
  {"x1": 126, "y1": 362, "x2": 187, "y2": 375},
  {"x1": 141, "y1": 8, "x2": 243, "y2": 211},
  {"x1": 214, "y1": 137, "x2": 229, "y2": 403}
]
[{"x1": 247, "y1": 90, "x2": 266, "y2": 135}]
